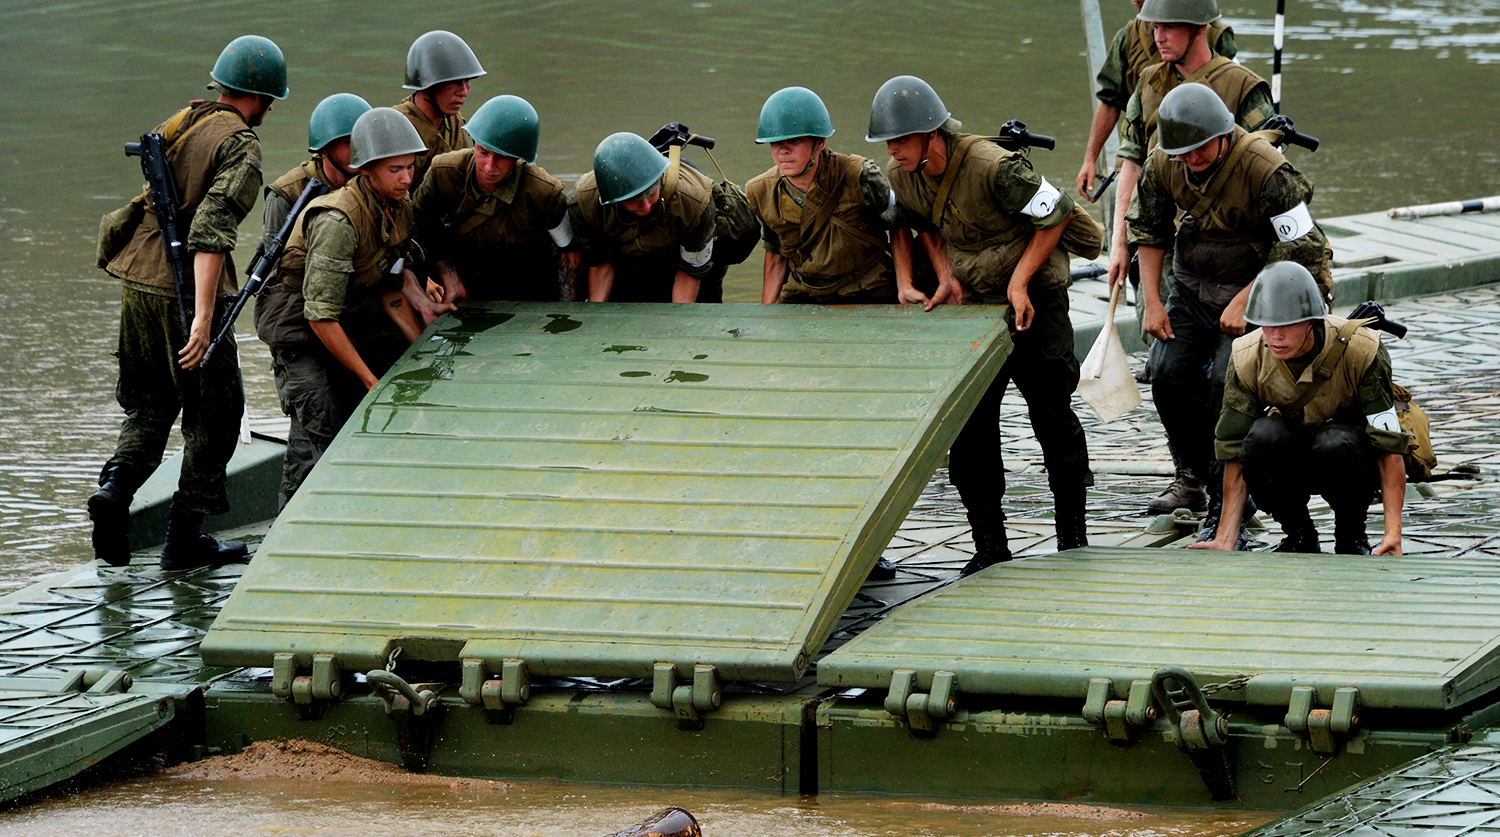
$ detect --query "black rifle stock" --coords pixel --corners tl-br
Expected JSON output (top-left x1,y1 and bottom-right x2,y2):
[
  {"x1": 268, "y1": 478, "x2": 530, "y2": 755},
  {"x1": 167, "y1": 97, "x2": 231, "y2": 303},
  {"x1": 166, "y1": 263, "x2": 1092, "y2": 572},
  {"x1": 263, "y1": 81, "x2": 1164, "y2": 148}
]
[
  {"x1": 124, "y1": 134, "x2": 191, "y2": 341},
  {"x1": 202, "y1": 178, "x2": 330, "y2": 365}
]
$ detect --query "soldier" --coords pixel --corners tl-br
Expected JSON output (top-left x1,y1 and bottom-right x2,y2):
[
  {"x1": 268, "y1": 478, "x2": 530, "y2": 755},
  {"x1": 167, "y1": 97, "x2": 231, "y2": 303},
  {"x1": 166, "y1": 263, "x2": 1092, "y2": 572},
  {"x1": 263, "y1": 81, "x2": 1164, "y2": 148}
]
[
  {"x1": 570, "y1": 132, "x2": 719, "y2": 303},
  {"x1": 1075, "y1": 0, "x2": 1236, "y2": 201},
  {"x1": 1191, "y1": 263, "x2": 1407, "y2": 555},
  {"x1": 1128, "y1": 83, "x2": 1332, "y2": 549},
  {"x1": 90, "y1": 36, "x2": 287, "y2": 571},
  {"x1": 410, "y1": 95, "x2": 581, "y2": 303},
  {"x1": 395, "y1": 30, "x2": 484, "y2": 191},
  {"x1": 1106, "y1": 0, "x2": 1273, "y2": 516},
  {"x1": 867, "y1": 76, "x2": 1091, "y2": 576},
  {"x1": 745, "y1": 86, "x2": 897, "y2": 305},
  {"x1": 256, "y1": 108, "x2": 431, "y2": 506}
]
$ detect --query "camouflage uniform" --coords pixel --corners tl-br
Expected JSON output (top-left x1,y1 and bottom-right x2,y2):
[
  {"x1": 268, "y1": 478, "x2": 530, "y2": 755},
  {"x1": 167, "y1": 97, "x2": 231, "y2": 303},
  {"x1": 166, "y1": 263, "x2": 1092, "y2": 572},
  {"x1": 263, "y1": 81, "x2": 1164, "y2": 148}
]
[{"x1": 100, "y1": 101, "x2": 259, "y2": 515}]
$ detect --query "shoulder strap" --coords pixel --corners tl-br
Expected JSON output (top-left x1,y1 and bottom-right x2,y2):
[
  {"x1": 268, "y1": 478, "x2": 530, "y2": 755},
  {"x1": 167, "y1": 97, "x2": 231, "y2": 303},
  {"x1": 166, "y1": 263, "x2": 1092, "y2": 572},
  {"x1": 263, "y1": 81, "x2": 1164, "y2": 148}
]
[
  {"x1": 1183, "y1": 130, "x2": 1274, "y2": 222},
  {"x1": 793, "y1": 155, "x2": 853, "y2": 257},
  {"x1": 1284, "y1": 318, "x2": 1374, "y2": 414},
  {"x1": 662, "y1": 145, "x2": 682, "y2": 204},
  {"x1": 930, "y1": 134, "x2": 986, "y2": 227}
]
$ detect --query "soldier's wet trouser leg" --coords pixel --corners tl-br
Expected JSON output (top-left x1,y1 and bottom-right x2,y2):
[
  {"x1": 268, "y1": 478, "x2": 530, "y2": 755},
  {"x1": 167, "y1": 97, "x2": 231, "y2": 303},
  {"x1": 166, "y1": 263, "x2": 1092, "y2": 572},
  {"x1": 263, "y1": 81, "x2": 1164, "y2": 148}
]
[
  {"x1": 271, "y1": 345, "x2": 370, "y2": 510},
  {"x1": 1308, "y1": 423, "x2": 1380, "y2": 554},
  {"x1": 950, "y1": 376, "x2": 1011, "y2": 573},
  {"x1": 103, "y1": 287, "x2": 243, "y2": 518},
  {"x1": 1001, "y1": 285, "x2": 1092, "y2": 549},
  {"x1": 1240, "y1": 415, "x2": 1320, "y2": 552}
]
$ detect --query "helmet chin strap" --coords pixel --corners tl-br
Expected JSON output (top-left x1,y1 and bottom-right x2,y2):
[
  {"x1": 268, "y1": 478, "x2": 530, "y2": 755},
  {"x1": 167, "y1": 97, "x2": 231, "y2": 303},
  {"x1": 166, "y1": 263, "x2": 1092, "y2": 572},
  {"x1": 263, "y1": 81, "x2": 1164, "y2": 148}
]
[
  {"x1": 917, "y1": 132, "x2": 934, "y2": 173},
  {"x1": 791, "y1": 141, "x2": 824, "y2": 179}
]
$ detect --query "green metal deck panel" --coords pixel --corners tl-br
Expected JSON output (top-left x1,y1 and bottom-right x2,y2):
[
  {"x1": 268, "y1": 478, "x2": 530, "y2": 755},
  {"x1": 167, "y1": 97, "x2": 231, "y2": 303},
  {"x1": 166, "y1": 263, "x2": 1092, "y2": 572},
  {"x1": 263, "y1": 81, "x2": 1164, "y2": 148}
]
[
  {"x1": 0, "y1": 686, "x2": 174, "y2": 804},
  {"x1": 818, "y1": 547, "x2": 1500, "y2": 711},
  {"x1": 202, "y1": 302, "x2": 1011, "y2": 681},
  {"x1": 0, "y1": 559, "x2": 245, "y2": 684},
  {"x1": 1247, "y1": 745, "x2": 1500, "y2": 837}
]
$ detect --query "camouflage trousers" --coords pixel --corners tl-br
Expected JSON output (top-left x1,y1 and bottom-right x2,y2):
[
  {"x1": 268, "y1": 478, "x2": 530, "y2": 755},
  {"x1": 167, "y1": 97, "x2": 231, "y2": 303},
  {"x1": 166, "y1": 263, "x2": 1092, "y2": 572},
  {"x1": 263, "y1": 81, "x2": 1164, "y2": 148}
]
[
  {"x1": 269, "y1": 344, "x2": 371, "y2": 510},
  {"x1": 101, "y1": 285, "x2": 244, "y2": 515}
]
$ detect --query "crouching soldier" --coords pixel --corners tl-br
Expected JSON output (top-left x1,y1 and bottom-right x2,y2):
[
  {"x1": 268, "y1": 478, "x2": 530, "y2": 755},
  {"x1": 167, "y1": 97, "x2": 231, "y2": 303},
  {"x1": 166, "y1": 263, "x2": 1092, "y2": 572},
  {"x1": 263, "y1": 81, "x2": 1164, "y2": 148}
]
[
  {"x1": 411, "y1": 94, "x2": 581, "y2": 302},
  {"x1": 571, "y1": 132, "x2": 719, "y2": 303},
  {"x1": 745, "y1": 86, "x2": 897, "y2": 304},
  {"x1": 1191, "y1": 263, "x2": 1407, "y2": 555},
  {"x1": 257, "y1": 108, "x2": 430, "y2": 506}
]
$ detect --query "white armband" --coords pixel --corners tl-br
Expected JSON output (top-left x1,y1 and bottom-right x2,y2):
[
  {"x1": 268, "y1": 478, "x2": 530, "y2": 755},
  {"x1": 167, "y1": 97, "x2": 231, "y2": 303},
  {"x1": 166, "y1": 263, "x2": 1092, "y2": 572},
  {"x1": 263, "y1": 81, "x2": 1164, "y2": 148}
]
[
  {"x1": 1022, "y1": 177, "x2": 1063, "y2": 219},
  {"x1": 680, "y1": 237, "x2": 714, "y2": 268},
  {"x1": 1271, "y1": 202, "x2": 1315, "y2": 242},
  {"x1": 1366, "y1": 407, "x2": 1401, "y2": 433},
  {"x1": 548, "y1": 214, "x2": 575, "y2": 248}
]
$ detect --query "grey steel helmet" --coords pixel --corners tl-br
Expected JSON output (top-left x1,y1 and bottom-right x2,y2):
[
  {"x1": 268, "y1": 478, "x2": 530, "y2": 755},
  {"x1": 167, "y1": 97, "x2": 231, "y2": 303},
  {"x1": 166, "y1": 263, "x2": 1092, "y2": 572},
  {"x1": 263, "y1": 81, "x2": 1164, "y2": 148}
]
[
  {"x1": 307, "y1": 93, "x2": 372, "y2": 153},
  {"x1": 349, "y1": 107, "x2": 429, "y2": 168},
  {"x1": 1244, "y1": 262, "x2": 1327, "y2": 327},
  {"x1": 1156, "y1": 82, "x2": 1234, "y2": 155},
  {"x1": 403, "y1": 30, "x2": 486, "y2": 91},
  {"x1": 592, "y1": 132, "x2": 670, "y2": 205},
  {"x1": 1137, "y1": 0, "x2": 1222, "y2": 25},
  {"x1": 866, "y1": 75, "x2": 951, "y2": 142}
]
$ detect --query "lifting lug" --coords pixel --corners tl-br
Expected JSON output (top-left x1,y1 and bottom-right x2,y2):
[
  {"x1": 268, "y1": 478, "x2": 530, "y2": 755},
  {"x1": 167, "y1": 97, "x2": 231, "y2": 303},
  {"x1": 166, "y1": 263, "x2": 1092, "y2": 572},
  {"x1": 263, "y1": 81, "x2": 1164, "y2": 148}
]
[
  {"x1": 651, "y1": 663, "x2": 721, "y2": 730},
  {"x1": 459, "y1": 658, "x2": 530, "y2": 724},
  {"x1": 1150, "y1": 665, "x2": 1236, "y2": 801},
  {"x1": 1285, "y1": 685, "x2": 1360, "y2": 754},
  {"x1": 366, "y1": 669, "x2": 443, "y2": 773},
  {"x1": 1083, "y1": 677, "x2": 1155, "y2": 742},
  {"x1": 884, "y1": 669, "x2": 958, "y2": 738}
]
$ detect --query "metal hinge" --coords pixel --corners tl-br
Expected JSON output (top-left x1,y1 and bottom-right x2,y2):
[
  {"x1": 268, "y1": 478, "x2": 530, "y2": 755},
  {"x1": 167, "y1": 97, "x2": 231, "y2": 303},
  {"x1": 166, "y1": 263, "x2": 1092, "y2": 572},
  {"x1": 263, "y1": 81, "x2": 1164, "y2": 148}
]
[
  {"x1": 1083, "y1": 677, "x2": 1156, "y2": 742},
  {"x1": 58, "y1": 668, "x2": 133, "y2": 695},
  {"x1": 651, "y1": 663, "x2": 721, "y2": 730},
  {"x1": 271, "y1": 652, "x2": 343, "y2": 719},
  {"x1": 1285, "y1": 686, "x2": 1360, "y2": 754},
  {"x1": 459, "y1": 658, "x2": 531, "y2": 724},
  {"x1": 366, "y1": 668, "x2": 443, "y2": 772},
  {"x1": 884, "y1": 669, "x2": 958, "y2": 737},
  {"x1": 1151, "y1": 665, "x2": 1235, "y2": 801}
]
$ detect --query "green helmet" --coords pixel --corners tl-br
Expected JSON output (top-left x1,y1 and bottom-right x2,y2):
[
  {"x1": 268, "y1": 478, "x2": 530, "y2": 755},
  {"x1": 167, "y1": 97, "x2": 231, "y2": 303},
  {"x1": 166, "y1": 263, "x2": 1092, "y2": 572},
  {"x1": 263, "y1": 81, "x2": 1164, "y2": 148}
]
[
  {"x1": 866, "y1": 75, "x2": 950, "y2": 142},
  {"x1": 307, "y1": 93, "x2": 372, "y2": 153},
  {"x1": 592, "y1": 132, "x2": 669, "y2": 205},
  {"x1": 463, "y1": 95, "x2": 540, "y2": 164},
  {"x1": 1156, "y1": 82, "x2": 1234, "y2": 155},
  {"x1": 403, "y1": 30, "x2": 486, "y2": 91},
  {"x1": 348, "y1": 107, "x2": 428, "y2": 169},
  {"x1": 756, "y1": 87, "x2": 835, "y2": 144},
  {"x1": 1244, "y1": 262, "x2": 1327, "y2": 327},
  {"x1": 1137, "y1": 0, "x2": 1222, "y2": 25},
  {"x1": 210, "y1": 35, "x2": 289, "y2": 100}
]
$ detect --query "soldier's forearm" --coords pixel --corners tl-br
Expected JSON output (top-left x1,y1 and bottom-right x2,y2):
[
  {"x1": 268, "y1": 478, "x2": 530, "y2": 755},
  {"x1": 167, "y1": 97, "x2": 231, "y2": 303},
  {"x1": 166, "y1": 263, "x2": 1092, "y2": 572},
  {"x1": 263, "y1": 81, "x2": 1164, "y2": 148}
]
[
  {"x1": 1112, "y1": 160, "x2": 1141, "y2": 249},
  {"x1": 762, "y1": 251, "x2": 789, "y2": 304},
  {"x1": 1138, "y1": 246, "x2": 1166, "y2": 307},
  {"x1": 1084, "y1": 103, "x2": 1122, "y2": 167},
  {"x1": 1010, "y1": 222, "x2": 1066, "y2": 292},
  {"x1": 558, "y1": 251, "x2": 581, "y2": 302},
  {"x1": 1379, "y1": 452, "x2": 1405, "y2": 540},
  {"x1": 309, "y1": 319, "x2": 379, "y2": 389},
  {"x1": 588, "y1": 263, "x2": 615, "y2": 302},
  {"x1": 192, "y1": 251, "x2": 225, "y2": 327},
  {"x1": 891, "y1": 227, "x2": 916, "y2": 292}
]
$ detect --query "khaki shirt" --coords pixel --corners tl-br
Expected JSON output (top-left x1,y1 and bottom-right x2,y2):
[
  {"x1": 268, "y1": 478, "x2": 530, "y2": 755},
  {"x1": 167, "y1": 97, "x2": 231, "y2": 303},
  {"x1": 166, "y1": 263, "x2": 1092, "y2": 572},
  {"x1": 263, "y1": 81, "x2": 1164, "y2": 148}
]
[
  {"x1": 394, "y1": 95, "x2": 471, "y2": 189},
  {"x1": 569, "y1": 164, "x2": 717, "y2": 278},
  {"x1": 1117, "y1": 56, "x2": 1274, "y2": 165},
  {"x1": 1097, "y1": 19, "x2": 1237, "y2": 111}
]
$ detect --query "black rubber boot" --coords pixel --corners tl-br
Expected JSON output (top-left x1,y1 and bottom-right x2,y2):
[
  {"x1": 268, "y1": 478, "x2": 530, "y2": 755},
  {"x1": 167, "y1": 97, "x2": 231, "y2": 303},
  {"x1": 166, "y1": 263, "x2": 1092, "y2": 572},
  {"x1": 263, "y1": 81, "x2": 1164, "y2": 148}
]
[
  {"x1": 160, "y1": 508, "x2": 249, "y2": 571},
  {"x1": 1272, "y1": 508, "x2": 1322, "y2": 554},
  {"x1": 1333, "y1": 508, "x2": 1373, "y2": 555},
  {"x1": 960, "y1": 510, "x2": 1012, "y2": 577},
  {"x1": 1054, "y1": 485, "x2": 1089, "y2": 551},
  {"x1": 88, "y1": 478, "x2": 135, "y2": 567}
]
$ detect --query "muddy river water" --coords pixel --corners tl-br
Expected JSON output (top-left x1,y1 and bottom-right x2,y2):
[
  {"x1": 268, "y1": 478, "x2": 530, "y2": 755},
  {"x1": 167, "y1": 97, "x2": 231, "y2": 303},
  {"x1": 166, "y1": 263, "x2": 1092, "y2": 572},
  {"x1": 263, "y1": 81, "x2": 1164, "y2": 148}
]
[{"x1": 1, "y1": 0, "x2": 1498, "y2": 832}]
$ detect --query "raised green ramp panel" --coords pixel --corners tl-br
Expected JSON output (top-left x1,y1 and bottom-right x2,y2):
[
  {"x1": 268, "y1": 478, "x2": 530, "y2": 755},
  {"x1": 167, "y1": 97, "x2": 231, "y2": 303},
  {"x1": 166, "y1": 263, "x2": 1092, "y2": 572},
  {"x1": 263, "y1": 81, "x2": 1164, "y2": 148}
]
[
  {"x1": 1248, "y1": 745, "x2": 1500, "y2": 837},
  {"x1": 819, "y1": 548, "x2": 1500, "y2": 710},
  {"x1": 202, "y1": 302, "x2": 1011, "y2": 680}
]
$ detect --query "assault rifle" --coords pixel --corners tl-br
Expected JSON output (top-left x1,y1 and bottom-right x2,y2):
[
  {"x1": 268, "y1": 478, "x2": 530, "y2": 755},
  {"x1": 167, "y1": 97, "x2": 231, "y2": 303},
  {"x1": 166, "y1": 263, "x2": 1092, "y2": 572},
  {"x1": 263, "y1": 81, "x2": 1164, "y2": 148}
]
[
  {"x1": 996, "y1": 119, "x2": 1056, "y2": 152},
  {"x1": 202, "y1": 178, "x2": 329, "y2": 365},
  {"x1": 647, "y1": 122, "x2": 716, "y2": 152},
  {"x1": 1263, "y1": 114, "x2": 1320, "y2": 152},
  {"x1": 1348, "y1": 300, "x2": 1408, "y2": 339},
  {"x1": 124, "y1": 134, "x2": 191, "y2": 341}
]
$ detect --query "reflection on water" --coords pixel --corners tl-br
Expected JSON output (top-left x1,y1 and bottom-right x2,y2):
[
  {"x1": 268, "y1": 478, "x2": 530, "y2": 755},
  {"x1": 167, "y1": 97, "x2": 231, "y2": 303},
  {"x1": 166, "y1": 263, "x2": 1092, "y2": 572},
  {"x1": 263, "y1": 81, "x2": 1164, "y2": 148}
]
[{"x1": 0, "y1": 0, "x2": 1496, "y2": 825}]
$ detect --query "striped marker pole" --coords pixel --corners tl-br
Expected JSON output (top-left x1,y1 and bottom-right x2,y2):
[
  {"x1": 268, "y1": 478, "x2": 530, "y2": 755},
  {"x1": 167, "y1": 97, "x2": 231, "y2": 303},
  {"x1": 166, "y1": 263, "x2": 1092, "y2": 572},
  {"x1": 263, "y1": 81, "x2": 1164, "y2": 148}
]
[
  {"x1": 1389, "y1": 196, "x2": 1500, "y2": 220},
  {"x1": 1272, "y1": 0, "x2": 1286, "y2": 112}
]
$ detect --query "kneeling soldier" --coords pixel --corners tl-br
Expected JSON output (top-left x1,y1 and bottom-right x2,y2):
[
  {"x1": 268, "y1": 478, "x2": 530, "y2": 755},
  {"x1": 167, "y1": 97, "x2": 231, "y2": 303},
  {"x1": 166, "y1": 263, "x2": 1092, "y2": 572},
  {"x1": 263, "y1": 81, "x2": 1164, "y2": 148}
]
[
  {"x1": 411, "y1": 94, "x2": 580, "y2": 302},
  {"x1": 1191, "y1": 263, "x2": 1407, "y2": 556},
  {"x1": 259, "y1": 108, "x2": 430, "y2": 506},
  {"x1": 745, "y1": 86, "x2": 897, "y2": 304},
  {"x1": 571, "y1": 131, "x2": 719, "y2": 303}
]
